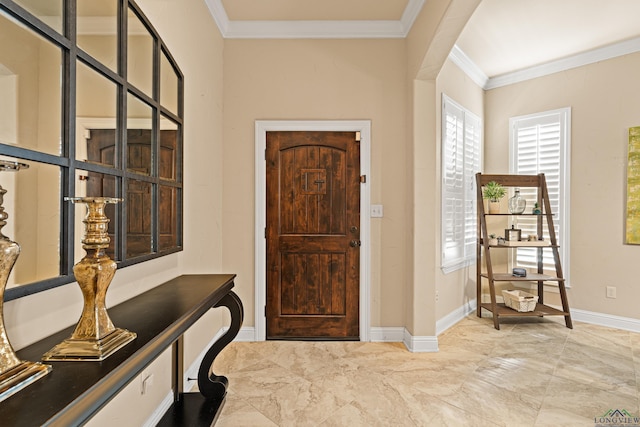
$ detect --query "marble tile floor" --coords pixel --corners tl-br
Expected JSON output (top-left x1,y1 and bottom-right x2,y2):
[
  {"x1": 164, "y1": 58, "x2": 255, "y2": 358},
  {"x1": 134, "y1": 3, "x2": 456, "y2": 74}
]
[{"x1": 211, "y1": 315, "x2": 640, "y2": 426}]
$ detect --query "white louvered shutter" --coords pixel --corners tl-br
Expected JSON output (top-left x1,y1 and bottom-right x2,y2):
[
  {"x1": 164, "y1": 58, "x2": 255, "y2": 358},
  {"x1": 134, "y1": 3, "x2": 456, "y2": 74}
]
[
  {"x1": 442, "y1": 95, "x2": 482, "y2": 272},
  {"x1": 510, "y1": 108, "x2": 570, "y2": 275}
]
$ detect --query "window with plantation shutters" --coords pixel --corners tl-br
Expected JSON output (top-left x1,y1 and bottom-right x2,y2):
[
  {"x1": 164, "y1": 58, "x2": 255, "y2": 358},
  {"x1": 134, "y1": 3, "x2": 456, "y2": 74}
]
[
  {"x1": 510, "y1": 108, "x2": 571, "y2": 278},
  {"x1": 441, "y1": 95, "x2": 482, "y2": 273}
]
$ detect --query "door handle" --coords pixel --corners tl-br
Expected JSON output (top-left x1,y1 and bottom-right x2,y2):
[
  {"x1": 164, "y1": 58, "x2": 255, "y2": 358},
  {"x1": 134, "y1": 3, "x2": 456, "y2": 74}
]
[{"x1": 349, "y1": 240, "x2": 362, "y2": 247}]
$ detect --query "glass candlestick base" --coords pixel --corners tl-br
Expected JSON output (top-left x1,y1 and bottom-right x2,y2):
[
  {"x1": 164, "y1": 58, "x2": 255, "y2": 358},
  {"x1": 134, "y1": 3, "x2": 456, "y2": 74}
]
[
  {"x1": 0, "y1": 160, "x2": 51, "y2": 402},
  {"x1": 42, "y1": 197, "x2": 136, "y2": 361}
]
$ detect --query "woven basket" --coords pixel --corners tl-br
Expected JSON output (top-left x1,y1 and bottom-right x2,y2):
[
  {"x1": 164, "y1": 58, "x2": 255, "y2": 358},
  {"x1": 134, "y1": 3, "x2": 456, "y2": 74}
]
[{"x1": 502, "y1": 289, "x2": 538, "y2": 312}]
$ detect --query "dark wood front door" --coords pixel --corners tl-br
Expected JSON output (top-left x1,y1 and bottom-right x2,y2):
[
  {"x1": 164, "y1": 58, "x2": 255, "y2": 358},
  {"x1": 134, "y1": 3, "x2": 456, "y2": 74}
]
[{"x1": 266, "y1": 131, "x2": 360, "y2": 339}]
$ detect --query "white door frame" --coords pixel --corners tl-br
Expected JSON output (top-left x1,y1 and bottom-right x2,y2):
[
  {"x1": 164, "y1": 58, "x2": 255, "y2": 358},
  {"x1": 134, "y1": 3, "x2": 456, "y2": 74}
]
[{"x1": 254, "y1": 120, "x2": 371, "y2": 341}]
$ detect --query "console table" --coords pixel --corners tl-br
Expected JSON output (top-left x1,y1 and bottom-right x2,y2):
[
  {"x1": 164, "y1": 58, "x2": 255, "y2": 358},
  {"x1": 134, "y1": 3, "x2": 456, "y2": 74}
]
[{"x1": 0, "y1": 274, "x2": 243, "y2": 426}]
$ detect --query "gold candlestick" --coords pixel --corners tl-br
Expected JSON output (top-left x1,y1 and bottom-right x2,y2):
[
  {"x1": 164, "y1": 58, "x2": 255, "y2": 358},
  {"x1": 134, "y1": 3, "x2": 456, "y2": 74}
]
[
  {"x1": 43, "y1": 197, "x2": 136, "y2": 361},
  {"x1": 0, "y1": 160, "x2": 51, "y2": 402}
]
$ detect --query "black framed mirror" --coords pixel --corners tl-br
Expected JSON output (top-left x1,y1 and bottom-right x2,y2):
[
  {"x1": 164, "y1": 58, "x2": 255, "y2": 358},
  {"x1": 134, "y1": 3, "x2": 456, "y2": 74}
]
[{"x1": 0, "y1": 0, "x2": 184, "y2": 300}]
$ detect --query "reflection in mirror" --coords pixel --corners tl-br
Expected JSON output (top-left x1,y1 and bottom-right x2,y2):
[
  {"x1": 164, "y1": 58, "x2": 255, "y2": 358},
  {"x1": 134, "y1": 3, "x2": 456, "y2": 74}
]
[
  {"x1": 159, "y1": 117, "x2": 178, "y2": 180},
  {"x1": 127, "y1": 7, "x2": 153, "y2": 96},
  {"x1": 11, "y1": 0, "x2": 63, "y2": 33},
  {"x1": 127, "y1": 93, "x2": 153, "y2": 175},
  {"x1": 77, "y1": 0, "x2": 118, "y2": 71},
  {"x1": 0, "y1": 10, "x2": 61, "y2": 155},
  {"x1": 74, "y1": 170, "x2": 118, "y2": 263},
  {"x1": 158, "y1": 185, "x2": 177, "y2": 251},
  {"x1": 0, "y1": 156, "x2": 60, "y2": 288},
  {"x1": 126, "y1": 179, "x2": 152, "y2": 258},
  {"x1": 0, "y1": 0, "x2": 183, "y2": 298},
  {"x1": 160, "y1": 50, "x2": 179, "y2": 114},
  {"x1": 76, "y1": 61, "x2": 117, "y2": 166}
]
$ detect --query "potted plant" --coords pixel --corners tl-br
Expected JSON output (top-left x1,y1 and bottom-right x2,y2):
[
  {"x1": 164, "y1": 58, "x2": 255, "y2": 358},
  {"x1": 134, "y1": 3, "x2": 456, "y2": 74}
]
[
  {"x1": 488, "y1": 234, "x2": 498, "y2": 246},
  {"x1": 532, "y1": 202, "x2": 542, "y2": 214},
  {"x1": 483, "y1": 181, "x2": 506, "y2": 213}
]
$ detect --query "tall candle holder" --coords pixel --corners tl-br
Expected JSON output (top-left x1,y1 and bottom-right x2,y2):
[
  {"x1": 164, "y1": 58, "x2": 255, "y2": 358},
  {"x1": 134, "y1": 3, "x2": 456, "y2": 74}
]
[
  {"x1": 42, "y1": 197, "x2": 136, "y2": 361},
  {"x1": 0, "y1": 160, "x2": 51, "y2": 402}
]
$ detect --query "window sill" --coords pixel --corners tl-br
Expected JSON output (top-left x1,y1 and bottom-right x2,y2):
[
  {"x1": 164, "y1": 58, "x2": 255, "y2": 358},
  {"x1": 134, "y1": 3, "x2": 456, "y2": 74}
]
[{"x1": 441, "y1": 258, "x2": 475, "y2": 275}]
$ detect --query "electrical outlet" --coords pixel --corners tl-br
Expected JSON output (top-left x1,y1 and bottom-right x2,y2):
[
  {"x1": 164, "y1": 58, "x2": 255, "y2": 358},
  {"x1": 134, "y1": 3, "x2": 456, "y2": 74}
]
[
  {"x1": 140, "y1": 371, "x2": 154, "y2": 395},
  {"x1": 435, "y1": 290, "x2": 439, "y2": 302},
  {"x1": 606, "y1": 286, "x2": 617, "y2": 299}
]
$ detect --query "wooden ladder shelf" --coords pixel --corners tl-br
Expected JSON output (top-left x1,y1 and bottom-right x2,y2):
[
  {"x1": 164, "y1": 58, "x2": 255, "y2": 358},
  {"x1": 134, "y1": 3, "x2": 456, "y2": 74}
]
[{"x1": 476, "y1": 173, "x2": 572, "y2": 330}]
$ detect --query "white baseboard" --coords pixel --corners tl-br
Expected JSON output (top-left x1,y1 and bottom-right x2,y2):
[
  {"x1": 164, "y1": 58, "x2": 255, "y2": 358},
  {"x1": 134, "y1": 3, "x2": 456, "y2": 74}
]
[
  {"x1": 571, "y1": 308, "x2": 640, "y2": 333},
  {"x1": 436, "y1": 299, "x2": 477, "y2": 335},
  {"x1": 370, "y1": 326, "x2": 438, "y2": 353},
  {"x1": 142, "y1": 392, "x2": 174, "y2": 427},
  {"x1": 475, "y1": 299, "x2": 640, "y2": 333},
  {"x1": 234, "y1": 326, "x2": 256, "y2": 341},
  {"x1": 370, "y1": 326, "x2": 439, "y2": 353},
  {"x1": 403, "y1": 330, "x2": 439, "y2": 353},
  {"x1": 370, "y1": 327, "x2": 405, "y2": 342}
]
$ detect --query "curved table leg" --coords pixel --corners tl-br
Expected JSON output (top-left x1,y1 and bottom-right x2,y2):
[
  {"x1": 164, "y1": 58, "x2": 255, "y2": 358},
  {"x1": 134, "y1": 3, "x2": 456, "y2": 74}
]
[{"x1": 197, "y1": 291, "x2": 244, "y2": 400}]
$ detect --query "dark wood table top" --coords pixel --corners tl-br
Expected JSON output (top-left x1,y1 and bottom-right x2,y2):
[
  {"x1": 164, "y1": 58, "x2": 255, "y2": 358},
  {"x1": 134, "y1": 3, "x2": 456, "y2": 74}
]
[{"x1": 0, "y1": 274, "x2": 236, "y2": 427}]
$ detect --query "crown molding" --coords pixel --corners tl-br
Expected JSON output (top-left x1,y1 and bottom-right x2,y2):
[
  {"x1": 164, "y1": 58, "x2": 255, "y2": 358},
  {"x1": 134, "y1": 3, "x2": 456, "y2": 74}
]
[
  {"x1": 400, "y1": 0, "x2": 426, "y2": 35},
  {"x1": 451, "y1": 37, "x2": 640, "y2": 90},
  {"x1": 448, "y1": 45, "x2": 489, "y2": 88},
  {"x1": 485, "y1": 36, "x2": 640, "y2": 89},
  {"x1": 204, "y1": 0, "x2": 425, "y2": 39},
  {"x1": 204, "y1": 0, "x2": 230, "y2": 35}
]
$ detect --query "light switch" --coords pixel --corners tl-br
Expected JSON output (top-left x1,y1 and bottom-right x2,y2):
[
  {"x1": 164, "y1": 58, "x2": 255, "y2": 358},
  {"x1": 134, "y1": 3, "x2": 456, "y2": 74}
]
[{"x1": 371, "y1": 204, "x2": 384, "y2": 218}]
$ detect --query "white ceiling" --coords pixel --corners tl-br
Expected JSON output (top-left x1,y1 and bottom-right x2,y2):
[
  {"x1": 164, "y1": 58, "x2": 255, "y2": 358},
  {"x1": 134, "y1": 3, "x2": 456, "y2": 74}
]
[
  {"x1": 205, "y1": 0, "x2": 640, "y2": 87},
  {"x1": 456, "y1": 0, "x2": 640, "y2": 78}
]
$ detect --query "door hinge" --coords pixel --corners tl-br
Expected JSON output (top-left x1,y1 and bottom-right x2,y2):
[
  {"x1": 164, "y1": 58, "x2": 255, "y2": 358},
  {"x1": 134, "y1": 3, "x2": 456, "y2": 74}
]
[
  {"x1": 264, "y1": 306, "x2": 267, "y2": 317},
  {"x1": 360, "y1": 175, "x2": 366, "y2": 183},
  {"x1": 355, "y1": 131, "x2": 361, "y2": 142},
  {"x1": 264, "y1": 227, "x2": 266, "y2": 238}
]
